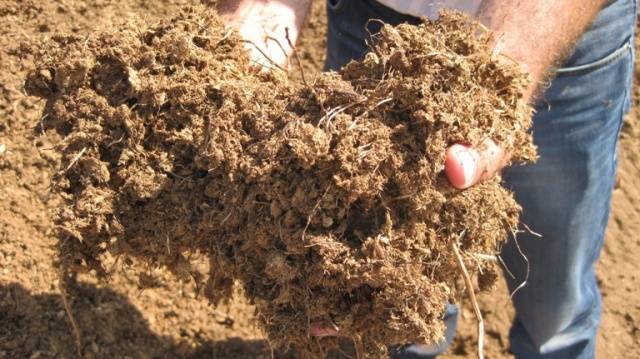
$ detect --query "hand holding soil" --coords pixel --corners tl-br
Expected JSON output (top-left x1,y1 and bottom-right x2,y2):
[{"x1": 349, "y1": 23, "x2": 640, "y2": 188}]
[
  {"x1": 218, "y1": 0, "x2": 512, "y2": 192},
  {"x1": 24, "y1": 6, "x2": 535, "y2": 357}
]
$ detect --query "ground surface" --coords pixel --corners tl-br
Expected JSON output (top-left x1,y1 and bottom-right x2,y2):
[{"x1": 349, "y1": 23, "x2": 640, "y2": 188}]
[{"x1": 0, "y1": 1, "x2": 638, "y2": 358}]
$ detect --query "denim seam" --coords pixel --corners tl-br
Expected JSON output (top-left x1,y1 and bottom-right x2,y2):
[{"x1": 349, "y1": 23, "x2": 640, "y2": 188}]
[
  {"x1": 555, "y1": 38, "x2": 632, "y2": 76},
  {"x1": 612, "y1": 45, "x2": 633, "y2": 171}
]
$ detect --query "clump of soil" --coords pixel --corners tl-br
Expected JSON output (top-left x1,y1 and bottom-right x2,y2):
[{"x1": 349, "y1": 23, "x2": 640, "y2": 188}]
[{"x1": 25, "y1": 6, "x2": 535, "y2": 357}]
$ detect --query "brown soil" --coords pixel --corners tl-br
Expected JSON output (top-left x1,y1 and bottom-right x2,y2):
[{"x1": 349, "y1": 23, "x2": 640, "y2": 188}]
[{"x1": 1, "y1": 1, "x2": 639, "y2": 359}]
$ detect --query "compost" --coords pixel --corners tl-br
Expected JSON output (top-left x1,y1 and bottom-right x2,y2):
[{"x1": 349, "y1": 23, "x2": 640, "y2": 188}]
[{"x1": 25, "y1": 6, "x2": 535, "y2": 357}]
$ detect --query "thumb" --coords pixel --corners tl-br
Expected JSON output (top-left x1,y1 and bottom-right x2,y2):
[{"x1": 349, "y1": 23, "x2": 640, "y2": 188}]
[
  {"x1": 444, "y1": 140, "x2": 507, "y2": 189},
  {"x1": 310, "y1": 324, "x2": 341, "y2": 337}
]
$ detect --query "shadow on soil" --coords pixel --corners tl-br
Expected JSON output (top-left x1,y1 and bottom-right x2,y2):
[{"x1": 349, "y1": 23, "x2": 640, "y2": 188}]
[{"x1": 0, "y1": 281, "x2": 296, "y2": 358}]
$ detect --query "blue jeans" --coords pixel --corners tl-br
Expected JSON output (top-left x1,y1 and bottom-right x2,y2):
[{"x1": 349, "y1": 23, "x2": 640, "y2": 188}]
[{"x1": 324, "y1": 0, "x2": 637, "y2": 358}]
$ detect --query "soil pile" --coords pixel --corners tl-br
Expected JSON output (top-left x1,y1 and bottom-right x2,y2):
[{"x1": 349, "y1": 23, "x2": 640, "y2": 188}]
[{"x1": 25, "y1": 6, "x2": 535, "y2": 357}]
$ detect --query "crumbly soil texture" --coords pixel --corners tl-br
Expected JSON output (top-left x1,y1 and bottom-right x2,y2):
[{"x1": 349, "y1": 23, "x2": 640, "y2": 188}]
[{"x1": 25, "y1": 6, "x2": 535, "y2": 357}]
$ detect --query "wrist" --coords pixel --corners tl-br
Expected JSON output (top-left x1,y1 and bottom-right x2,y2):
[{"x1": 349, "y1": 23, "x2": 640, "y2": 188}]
[{"x1": 476, "y1": 7, "x2": 545, "y2": 104}]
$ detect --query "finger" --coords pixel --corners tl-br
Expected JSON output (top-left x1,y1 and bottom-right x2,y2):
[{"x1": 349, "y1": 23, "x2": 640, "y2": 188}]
[
  {"x1": 310, "y1": 324, "x2": 340, "y2": 337},
  {"x1": 444, "y1": 139, "x2": 507, "y2": 189}
]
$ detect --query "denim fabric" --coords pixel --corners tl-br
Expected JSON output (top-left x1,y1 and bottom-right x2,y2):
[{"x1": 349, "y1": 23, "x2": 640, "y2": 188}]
[{"x1": 324, "y1": 0, "x2": 637, "y2": 358}]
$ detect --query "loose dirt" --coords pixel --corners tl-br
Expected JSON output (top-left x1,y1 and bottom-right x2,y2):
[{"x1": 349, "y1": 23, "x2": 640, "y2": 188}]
[{"x1": 1, "y1": 1, "x2": 639, "y2": 358}]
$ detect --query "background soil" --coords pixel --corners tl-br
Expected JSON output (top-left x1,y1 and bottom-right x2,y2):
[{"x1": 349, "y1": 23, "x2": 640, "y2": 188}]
[{"x1": 1, "y1": 1, "x2": 638, "y2": 358}]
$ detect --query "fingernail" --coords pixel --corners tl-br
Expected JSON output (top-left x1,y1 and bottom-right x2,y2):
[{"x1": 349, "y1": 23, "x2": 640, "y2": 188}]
[{"x1": 458, "y1": 149, "x2": 476, "y2": 187}]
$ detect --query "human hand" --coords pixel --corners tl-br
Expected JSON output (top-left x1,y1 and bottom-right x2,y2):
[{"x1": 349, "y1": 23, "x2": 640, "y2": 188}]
[
  {"x1": 444, "y1": 139, "x2": 509, "y2": 189},
  {"x1": 217, "y1": 0, "x2": 311, "y2": 69}
]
